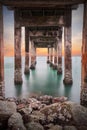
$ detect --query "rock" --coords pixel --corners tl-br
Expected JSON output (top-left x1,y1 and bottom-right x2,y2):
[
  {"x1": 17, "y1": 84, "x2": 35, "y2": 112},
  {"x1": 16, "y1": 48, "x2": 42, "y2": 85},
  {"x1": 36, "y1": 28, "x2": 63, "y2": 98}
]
[
  {"x1": 29, "y1": 111, "x2": 46, "y2": 125},
  {"x1": 40, "y1": 103, "x2": 60, "y2": 117},
  {"x1": 78, "y1": 126, "x2": 87, "y2": 130},
  {"x1": 65, "y1": 101, "x2": 87, "y2": 125},
  {"x1": 40, "y1": 103, "x2": 59, "y2": 123},
  {"x1": 0, "y1": 96, "x2": 5, "y2": 100},
  {"x1": 40, "y1": 102, "x2": 72, "y2": 124},
  {"x1": 44, "y1": 123, "x2": 54, "y2": 129},
  {"x1": 6, "y1": 97, "x2": 17, "y2": 102},
  {"x1": 27, "y1": 98, "x2": 42, "y2": 110},
  {"x1": 17, "y1": 103, "x2": 25, "y2": 111},
  {"x1": 16, "y1": 98, "x2": 27, "y2": 105},
  {"x1": 52, "y1": 97, "x2": 68, "y2": 103},
  {"x1": 23, "y1": 111, "x2": 46, "y2": 125},
  {"x1": 39, "y1": 95, "x2": 53, "y2": 105},
  {"x1": 0, "y1": 101, "x2": 16, "y2": 121},
  {"x1": 25, "y1": 122, "x2": 44, "y2": 130},
  {"x1": 8, "y1": 112, "x2": 26, "y2": 130},
  {"x1": 0, "y1": 101, "x2": 16, "y2": 129},
  {"x1": 64, "y1": 126, "x2": 77, "y2": 130},
  {"x1": 49, "y1": 125, "x2": 62, "y2": 130},
  {"x1": 18, "y1": 106, "x2": 32, "y2": 115}
]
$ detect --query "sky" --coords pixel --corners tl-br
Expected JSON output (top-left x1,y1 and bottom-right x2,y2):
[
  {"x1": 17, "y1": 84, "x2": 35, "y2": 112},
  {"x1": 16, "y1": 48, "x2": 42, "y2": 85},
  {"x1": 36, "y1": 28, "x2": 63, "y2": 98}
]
[{"x1": 3, "y1": 4, "x2": 83, "y2": 56}]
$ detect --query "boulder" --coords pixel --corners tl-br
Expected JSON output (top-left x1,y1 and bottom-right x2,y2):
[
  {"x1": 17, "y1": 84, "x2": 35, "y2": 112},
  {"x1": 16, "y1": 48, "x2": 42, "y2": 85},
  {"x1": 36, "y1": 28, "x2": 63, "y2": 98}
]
[
  {"x1": 49, "y1": 125, "x2": 62, "y2": 130},
  {"x1": 39, "y1": 95, "x2": 53, "y2": 105},
  {"x1": 29, "y1": 111, "x2": 46, "y2": 125},
  {"x1": 44, "y1": 123, "x2": 54, "y2": 129},
  {"x1": 0, "y1": 101, "x2": 16, "y2": 121},
  {"x1": 52, "y1": 97, "x2": 68, "y2": 103},
  {"x1": 78, "y1": 126, "x2": 87, "y2": 130},
  {"x1": 8, "y1": 112, "x2": 26, "y2": 130},
  {"x1": 0, "y1": 100, "x2": 16, "y2": 129},
  {"x1": 25, "y1": 122, "x2": 44, "y2": 130},
  {"x1": 23, "y1": 111, "x2": 46, "y2": 125},
  {"x1": 65, "y1": 101, "x2": 87, "y2": 126},
  {"x1": 40, "y1": 102, "x2": 72, "y2": 124},
  {"x1": 27, "y1": 98, "x2": 42, "y2": 110},
  {"x1": 64, "y1": 126, "x2": 77, "y2": 130},
  {"x1": 18, "y1": 106, "x2": 32, "y2": 115}
]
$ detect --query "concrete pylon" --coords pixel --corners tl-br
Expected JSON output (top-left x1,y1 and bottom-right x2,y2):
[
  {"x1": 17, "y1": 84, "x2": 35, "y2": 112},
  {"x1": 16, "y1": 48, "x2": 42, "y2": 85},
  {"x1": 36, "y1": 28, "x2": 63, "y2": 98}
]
[
  {"x1": 57, "y1": 29, "x2": 62, "y2": 74},
  {"x1": 30, "y1": 41, "x2": 36, "y2": 70},
  {"x1": 0, "y1": 4, "x2": 5, "y2": 97},
  {"x1": 53, "y1": 43, "x2": 58, "y2": 70},
  {"x1": 81, "y1": 2, "x2": 87, "y2": 107},
  {"x1": 47, "y1": 46, "x2": 50, "y2": 64},
  {"x1": 24, "y1": 27, "x2": 30, "y2": 74},
  {"x1": 50, "y1": 47, "x2": 53, "y2": 67},
  {"x1": 14, "y1": 10, "x2": 22, "y2": 84},
  {"x1": 63, "y1": 8, "x2": 73, "y2": 85}
]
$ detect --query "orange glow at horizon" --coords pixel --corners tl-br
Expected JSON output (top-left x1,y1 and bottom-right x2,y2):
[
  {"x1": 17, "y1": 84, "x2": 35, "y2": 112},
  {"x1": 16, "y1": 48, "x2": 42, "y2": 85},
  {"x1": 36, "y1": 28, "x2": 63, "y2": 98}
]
[{"x1": 4, "y1": 44, "x2": 81, "y2": 57}]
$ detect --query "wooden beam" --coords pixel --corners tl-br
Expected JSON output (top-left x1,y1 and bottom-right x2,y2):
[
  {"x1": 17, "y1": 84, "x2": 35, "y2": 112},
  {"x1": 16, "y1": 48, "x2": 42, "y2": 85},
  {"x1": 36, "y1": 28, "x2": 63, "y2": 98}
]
[
  {"x1": 28, "y1": 26, "x2": 61, "y2": 31},
  {"x1": 19, "y1": 16, "x2": 64, "y2": 27},
  {"x1": 0, "y1": 0, "x2": 84, "y2": 9},
  {"x1": 31, "y1": 36, "x2": 57, "y2": 43},
  {"x1": 34, "y1": 42, "x2": 54, "y2": 48}
]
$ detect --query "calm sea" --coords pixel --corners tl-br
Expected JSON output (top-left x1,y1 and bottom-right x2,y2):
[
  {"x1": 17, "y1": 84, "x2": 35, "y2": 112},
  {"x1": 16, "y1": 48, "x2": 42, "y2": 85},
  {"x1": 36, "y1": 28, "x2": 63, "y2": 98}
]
[{"x1": 4, "y1": 56, "x2": 81, "y2": 103}]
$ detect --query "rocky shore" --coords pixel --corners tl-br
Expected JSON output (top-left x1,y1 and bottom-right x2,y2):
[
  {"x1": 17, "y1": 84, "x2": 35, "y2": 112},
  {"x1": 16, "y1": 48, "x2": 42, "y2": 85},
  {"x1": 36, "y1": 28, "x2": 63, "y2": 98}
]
[{"x1": 0, "y1": 95, "x2": 87, "y2": 130}]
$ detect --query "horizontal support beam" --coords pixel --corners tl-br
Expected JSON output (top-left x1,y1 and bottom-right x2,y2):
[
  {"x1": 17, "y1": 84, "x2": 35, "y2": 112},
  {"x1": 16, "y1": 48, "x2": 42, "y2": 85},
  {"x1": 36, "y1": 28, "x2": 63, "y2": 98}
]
[
  {"x1": 28, "y1": 26, "x2": 61, "y2": 31},
  {"x1": 35, "y1": 42, "x2": 54, "y2": 48},
  {"x1": 30, "y1": 36, "x2": 57, "y2": 43},
  {"x1": 19, "y1": 16, "x2": 64, "y2": 27},
  {"x1": 0, "y1": 0, "x2": 82, "y2": 9}
]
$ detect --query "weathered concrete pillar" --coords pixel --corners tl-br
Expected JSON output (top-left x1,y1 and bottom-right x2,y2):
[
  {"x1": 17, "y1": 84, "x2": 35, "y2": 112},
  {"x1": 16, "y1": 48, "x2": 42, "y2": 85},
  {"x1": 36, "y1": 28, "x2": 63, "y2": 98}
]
[
  {"x1": 57, "y1": 29, "x2": 62, "y2": 74},
  {"x1": 47, "y1": 46, "x2": 50, "y2": 64},
  {"x1": 63, "y1": 8, "x2": 73, "y2": 85},
  {"x1": 24, "y1": 27, "x2": 30, "y2": 74},
  {"x1": 81, "y1": 2, "x2": 87, "y2": 107},
  {"x1": 50, "y1": 47, "x2": 53, "y2": 67},
  {"x1": 53, "y1": 44, "x2": 58, "y2": 70},
  {"x1": 14, "y1": 10, "x2": 22, "y2": 84},
  {"x1": 30, "y1": 41, "x2": 36, "y2": 70},
  {"x1": 34, "y1": 47, "x2": 37, "y2": 64},
  {"x1": 0, "y1": 4, "x2": 5, "y2": 97}
]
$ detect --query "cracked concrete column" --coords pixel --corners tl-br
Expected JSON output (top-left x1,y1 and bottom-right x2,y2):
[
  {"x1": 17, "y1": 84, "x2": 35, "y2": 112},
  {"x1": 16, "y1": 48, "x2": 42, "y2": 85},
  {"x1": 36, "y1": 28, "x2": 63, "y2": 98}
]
[
  {"x1": 14, "y1": 10, "x2": 22, "y2": 84},
  {"x1": 0, "y1": 4, "x2": 5, "y2": 97},
  {"x1": 57, "y1": 29, "x2": 62, "y2": 74},
  {"x1": 47, "y1": 46, "x2": 50, "y2": 64},
  {"x1": 63, "y1": 8, "x2": 73, "y2": 85},
  {"x1": 24, "y1": 27, "x2": 30, "y2": 74},
  {"x1": 81, "y1": 2, "x2": 87, "y2": 107},
  {"x1": 30, "y1": 41, "x2": 36, "y2": 70}
]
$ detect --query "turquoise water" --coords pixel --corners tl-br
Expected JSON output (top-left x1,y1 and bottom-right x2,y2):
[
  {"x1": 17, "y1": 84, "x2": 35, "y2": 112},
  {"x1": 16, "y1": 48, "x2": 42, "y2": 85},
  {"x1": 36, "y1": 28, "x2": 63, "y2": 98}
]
[{"x1": 4, "y1": 56, "x2": 81, "y2": 103}]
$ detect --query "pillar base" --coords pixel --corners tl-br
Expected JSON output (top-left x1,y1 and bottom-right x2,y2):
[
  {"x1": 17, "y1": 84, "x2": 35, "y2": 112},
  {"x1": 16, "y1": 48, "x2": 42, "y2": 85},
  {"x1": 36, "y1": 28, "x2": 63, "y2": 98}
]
[
  {"x1": 30, "y1": 64, "x2": 35, "y2": 70},
  {"x1": 50, "y1": 62, "x2": 53, "y2": 67},
  {"x1": 14, "y1": 69, "x2": 23, "y2": 85},
  {"x1": 47, "y1": 60, "x2": 50, "y2": 64},
  {"x1": 63, "y1": 77, "x2": 73, "y2": 85},
  {"x1": 0, "y1": 81, "x2": 5, "y2": 97},
  {"x1": 35, "y1": 61, "x2": 37, "y2": 65},
  {"x1": 53, "y1": 64, "x2": 58, "y2": 70},
  {"x1": 24, "y1": 66, "x2": 30, "y2": 75},
  {"x1": 80, "y1": 87, "x2": 87, "y2": 107},
  {"x1": 57, "y1": 66, "x2": 62, "y2": 74}
]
